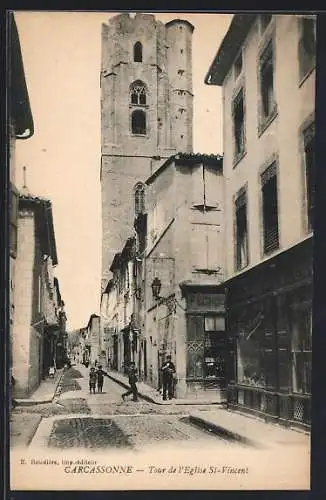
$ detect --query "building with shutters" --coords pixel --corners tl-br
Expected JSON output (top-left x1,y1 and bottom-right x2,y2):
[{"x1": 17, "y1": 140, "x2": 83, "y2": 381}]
[
  {"x1": 102, "y1": 152, "x2": 226, "y2": 401},
  {"x1": 205, "y1": 14, "x2": 315, "y2": 427}
]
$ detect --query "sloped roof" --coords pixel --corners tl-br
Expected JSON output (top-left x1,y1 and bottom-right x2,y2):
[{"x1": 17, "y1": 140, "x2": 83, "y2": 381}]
[
  {"x1": 146, "y1": 151, "x2": 223, "y2": 185},
  {"x1": 205, "y1": 14, "x2": 257, "y2": 86},
  {"x1": 9, "y1": 13, "x2": 34, "y2": 138},
  {"x1": 19, "y1": 193, "x2": 58, "y2": 265}
]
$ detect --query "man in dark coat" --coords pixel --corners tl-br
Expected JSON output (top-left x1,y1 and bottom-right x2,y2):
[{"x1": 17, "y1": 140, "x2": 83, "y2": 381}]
[
  {"x1": 96, "y1": 365, "x2": 109, "y2": 393},
  {"x1": 161, "y1": 355, "x2": 176, "y2": 401},
  {"x1": 122, "y1": 362, "x2": 139, "y2": 402},
  {"x1": 89, "y1": 367, "x2": 97, "y2": 394}
]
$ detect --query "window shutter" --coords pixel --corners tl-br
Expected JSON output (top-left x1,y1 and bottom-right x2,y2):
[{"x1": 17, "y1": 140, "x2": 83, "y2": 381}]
[
  {"x1": 204, "y1": 165, "x2": 220, "y2": 209},
  {"x1": 191, "y1": 165, "x2": 205, "y2": 208},
  {"x1": 207, "y1": 225, "x2": 221, "y2": 271},
  {"x1": 191, "y1": 224, "x2": 207, "y2": 270}
]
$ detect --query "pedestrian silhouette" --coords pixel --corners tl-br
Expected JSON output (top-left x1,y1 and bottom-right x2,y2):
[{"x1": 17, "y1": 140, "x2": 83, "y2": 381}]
[
  {"x1": 161, "y1": 355, "x2": 176, "y2": 401},
  {"x1": 122, "y1": 362, "x2": 139, "y2": 402},
  {"x1": 96, "y1": 365, "x2": 109, "y2": 393},
  {"x1": 89, "y1": 367, "x2": 97, "y2": 394}
]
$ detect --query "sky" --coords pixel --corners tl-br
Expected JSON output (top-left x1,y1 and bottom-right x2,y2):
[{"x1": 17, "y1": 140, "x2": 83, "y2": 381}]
[{"x1": 14, "y1": 11, "x2": 233, "y2": 331}]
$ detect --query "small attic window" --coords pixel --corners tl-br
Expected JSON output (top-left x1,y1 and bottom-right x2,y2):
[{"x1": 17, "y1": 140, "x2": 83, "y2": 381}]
[{"x1": 134, "y1": 42, "x2": 143, "y2": 62}]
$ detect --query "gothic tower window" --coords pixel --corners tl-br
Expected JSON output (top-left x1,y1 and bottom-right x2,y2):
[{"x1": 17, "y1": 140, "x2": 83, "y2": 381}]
[
  {"x1": 130, "y1": 80, "x2": 147, "y2": 106},
  {"x1": 133, "y1": 42, "x2": 143, "y2": 62},
  {"x1": 134, "y1": 182, "x2": 146, "y2": 215},
  {"x1": 132, "y1": 110, "x2": 146, "y2": 135}
]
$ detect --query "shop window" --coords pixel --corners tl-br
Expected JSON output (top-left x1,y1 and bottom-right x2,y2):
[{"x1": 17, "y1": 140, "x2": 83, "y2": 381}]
[
  {"x1": 236, "y1": 306, "x2": 267, "y2": 388},
  {"x1": 232, "y1": 88, "x2": 245, "y2": 161},
  {"x1": 291, "y1": 305, "x2": 312, "y2": 394},
  {"x1": 186, "y1": 316, "x2": 204, "y2": 379},
  {"x1": 9, "y1": 185, "x2": 18, "y2": 257},
  {"x1": 234, "y1": 51, "x2": 243, "y2": 80},
  {"x1": 303, "y1": 121, "x2": 315, "y2": 233},
  {"x1": 276, "y1": 295, "x2": 290, "y2": 391},
  {"x1": 261, "y1": 162, "x2": 279, "y2": 255},
  {"x1": 299, "y1": 17, "x2": 316, "y2": 81},
  {"x1": 235, "y1": 189, "x2": 249, "y2": 271},
  {"x1": 131, "y1": 110, "x2": 146, "y2": 135},
  {"x1": 133, "y1": 41, "x2": 143, "y2": 62},
  {"x1": 134, "y1": 182, "x2": 146, "y2": 215},
  {"x1": 204, "y1": 316, "x2": 226, "y2": 379},
  {"x1": 259, "y1": 41, "x2": 276, "y2": 126}
]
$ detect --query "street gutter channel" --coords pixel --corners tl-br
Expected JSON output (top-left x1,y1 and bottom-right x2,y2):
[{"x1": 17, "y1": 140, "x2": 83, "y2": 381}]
[{"x1": 183, "y1": 416, "x2": 259, "y2": 447}]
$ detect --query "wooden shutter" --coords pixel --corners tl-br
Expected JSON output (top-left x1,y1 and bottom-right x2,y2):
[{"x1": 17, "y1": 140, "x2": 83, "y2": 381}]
[
  {"x1": 207, "y1": 225, "x2": 221, "y2": 271},
  {"x1": 191, "y1": 165, "x2": 204, "y2": 208}
]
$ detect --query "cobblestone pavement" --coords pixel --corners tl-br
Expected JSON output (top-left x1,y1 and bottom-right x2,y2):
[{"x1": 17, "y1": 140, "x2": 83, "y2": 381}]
[{"x1": 12, "y1": 365, "x2": 235, "y2": 450}]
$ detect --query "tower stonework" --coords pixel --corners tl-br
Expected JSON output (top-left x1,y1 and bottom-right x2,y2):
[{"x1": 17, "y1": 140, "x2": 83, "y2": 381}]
[{"x1": 101, "y1": 13, "x2": 194, "y2": 289}]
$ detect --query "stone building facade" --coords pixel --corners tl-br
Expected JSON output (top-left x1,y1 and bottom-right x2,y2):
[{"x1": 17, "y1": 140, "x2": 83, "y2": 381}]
[
  {"x1": 8, "y1": 13, "x2": 34, "y2": 388},
  {"x1": 84, "y1": 314, "x2": 101, "y2": 365},
  {"x1": 205, "y1": 14, "x2": 315, "y2": 427},
  {"x1": 12, "y1": 194, "x2": 60, "y2": 398},
  {"x1": 102, "y1": 153, "x2": 226, "y2": 401},
  {"x1": 100, "y1": 13, "x2": 194, "y2": 290}
]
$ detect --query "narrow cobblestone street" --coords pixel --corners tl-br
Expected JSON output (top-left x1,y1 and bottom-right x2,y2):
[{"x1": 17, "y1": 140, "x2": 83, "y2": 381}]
[{"x1": 11, "y1": 365, "x2": 241, "y2": 451}]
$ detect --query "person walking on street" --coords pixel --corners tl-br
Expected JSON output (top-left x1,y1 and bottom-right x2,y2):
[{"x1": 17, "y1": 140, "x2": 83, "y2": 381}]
[
  {"x1": 89, "y1": 367, "x2": 97, "y2": 394},
  {"x1": 96, "y1": 365, "x2": 109, "y2": 393},
  {"x1": 122, "y1": 362, "x2": 139, "y2": 402},
  {"x1": 161, "y1": 355, "x2": 176, "y2": 401}
]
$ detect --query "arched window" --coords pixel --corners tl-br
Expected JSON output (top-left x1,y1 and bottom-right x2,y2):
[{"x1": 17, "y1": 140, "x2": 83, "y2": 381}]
[
  {"x1": 134, "y1": 183, "x2": 146, "y2": 215},
  {"x1": 130, "y1": 80, "x2": 147, "y2": 106},
  {"x1": 134, "y1": 42, "x2": 143, "y2": 62},
  {"x1": 132, "y1": 110, "x2": 146, "y2": 135}
]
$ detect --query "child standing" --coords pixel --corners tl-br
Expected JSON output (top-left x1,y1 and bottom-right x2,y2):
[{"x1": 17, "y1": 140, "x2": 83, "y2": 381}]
[
  {"x1": 89, "y1": 367, "x2": 97, "y2": 394},
  {"x1": 96, "y1": 365, "x2": 109, "y2": 393}
]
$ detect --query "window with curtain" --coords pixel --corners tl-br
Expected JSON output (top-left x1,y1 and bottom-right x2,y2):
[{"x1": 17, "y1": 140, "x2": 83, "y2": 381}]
[
  {"x1": 259, "y1": 41, "x2": 276, "y2": 124},
  {"x1": 303, "y1": 121, "x2": 315, "y2": 233},
  {"x1": 299, "y1": 17, "x2": 316, "y2": 81},
  {"x1": 291, "y1": 304, "x2": 312, "y2": 394},
  {"x1": 235, "y1": 189, "x2": 249, "y2": 271},
  {"x1": 232, "y1": 88, "x2": 245, "y2": 160}
]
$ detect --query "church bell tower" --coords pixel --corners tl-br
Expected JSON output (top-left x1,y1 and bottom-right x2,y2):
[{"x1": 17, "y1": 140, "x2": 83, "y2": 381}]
[{"x1": 100, "y1": 13, "x2": 194, "y2": 290}]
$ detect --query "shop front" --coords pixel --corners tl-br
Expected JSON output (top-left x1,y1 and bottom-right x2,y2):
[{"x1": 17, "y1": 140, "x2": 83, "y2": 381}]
[
  {"x1": 226, "y1": 238, "x2": 312, "y2": 428},
  {"x1": 180, "y1": 284, "x2": 226, "y2": 400}
]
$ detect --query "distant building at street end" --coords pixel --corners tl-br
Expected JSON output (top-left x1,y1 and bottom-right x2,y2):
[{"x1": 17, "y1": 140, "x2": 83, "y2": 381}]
[
  {"x1": 84, "y1": 314, "x2": 101, "y2": 365},
  {"x1": 100, "y1": 12, "x2": 195, "y2": 292},
  {"x1": 205, "y1": 14, "x2": 315, "y2": 428}
]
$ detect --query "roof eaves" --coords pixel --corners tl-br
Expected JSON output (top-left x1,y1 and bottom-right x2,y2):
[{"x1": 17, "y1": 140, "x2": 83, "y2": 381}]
[
  {"x1": 204, "y1": 14, "x2": 257, "y2": 86},
  {"x1": 9, "y1": 14, "x2": 34, "y2": 139}
]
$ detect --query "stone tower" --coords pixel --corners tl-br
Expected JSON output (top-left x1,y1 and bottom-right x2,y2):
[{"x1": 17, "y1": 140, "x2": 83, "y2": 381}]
[{"x1": 100, "y1": 13, "x2": 194, "y2": 289}]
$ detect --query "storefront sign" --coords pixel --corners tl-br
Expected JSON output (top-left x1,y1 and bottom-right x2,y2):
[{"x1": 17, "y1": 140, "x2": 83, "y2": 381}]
[{"x1": 186, "y1": 293, "x2": 225, "y2": 312}]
